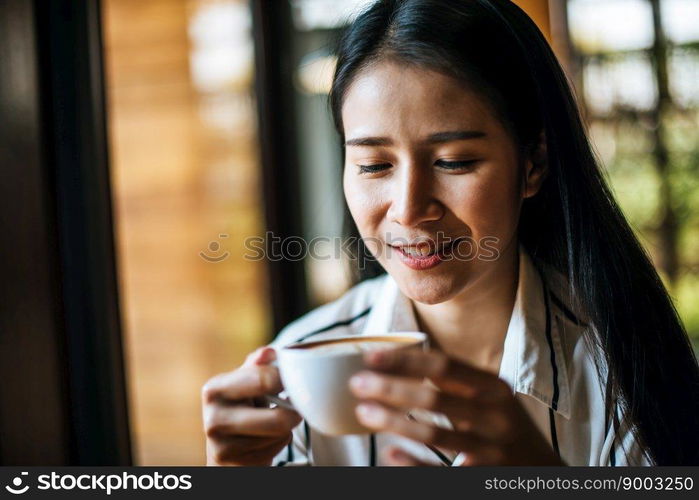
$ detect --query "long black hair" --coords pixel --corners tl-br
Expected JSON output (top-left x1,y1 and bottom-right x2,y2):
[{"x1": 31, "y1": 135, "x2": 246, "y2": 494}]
[{"x1": 328, "y1": 0, "x2": 699, "y2": 465}]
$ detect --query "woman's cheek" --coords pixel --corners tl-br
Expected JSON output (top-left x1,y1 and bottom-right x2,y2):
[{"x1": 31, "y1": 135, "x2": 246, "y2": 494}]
[
  {"x1": 344, "y1": 175, "x2": 385, "y2": 248},
  {"x1": 452, "y1": 172, "x2": 520, "y2": 247}
]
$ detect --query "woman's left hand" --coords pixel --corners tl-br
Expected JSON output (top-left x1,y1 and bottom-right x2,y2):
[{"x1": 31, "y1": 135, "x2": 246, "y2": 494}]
[{"x1": 349, "y1": 348, "x2": 565, "y2": 466}]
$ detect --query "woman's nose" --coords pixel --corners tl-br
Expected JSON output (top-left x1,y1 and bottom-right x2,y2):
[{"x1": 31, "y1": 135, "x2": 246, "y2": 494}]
[{"x1": 386, "y1": 164, "x2": 444, "y2": 227}]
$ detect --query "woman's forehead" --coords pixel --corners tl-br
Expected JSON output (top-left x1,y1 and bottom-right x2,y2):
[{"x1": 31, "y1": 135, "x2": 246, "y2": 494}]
[{"x1": 341, "y1": 61, "x2": 497, "y2": 139}]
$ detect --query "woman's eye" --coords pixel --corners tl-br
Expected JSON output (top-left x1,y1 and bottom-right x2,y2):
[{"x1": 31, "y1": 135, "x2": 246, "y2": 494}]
[
  {"x1": 434, "y1": 159, "x2": 480, "y2": 170},
  {"x1": 357, "y1": 163, "x2": 391, "y2": 174}
]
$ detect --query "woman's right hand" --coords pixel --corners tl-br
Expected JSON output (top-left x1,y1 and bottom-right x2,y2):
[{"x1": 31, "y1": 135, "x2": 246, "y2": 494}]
[{"x1": 202, "y1": 346, "x2": 302, "y2": 466}]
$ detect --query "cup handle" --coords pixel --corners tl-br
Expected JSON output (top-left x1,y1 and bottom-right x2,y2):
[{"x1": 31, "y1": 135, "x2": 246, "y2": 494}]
[
  {"x1": 263, "y1": 353, "x2": 295, "y2": 410},
  {"x1": 263, "y1": 394, "x2": 296, "y2": 411}
]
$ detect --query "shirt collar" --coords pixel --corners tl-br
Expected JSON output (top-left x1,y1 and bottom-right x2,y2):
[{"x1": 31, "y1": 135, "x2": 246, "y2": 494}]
[{"x1": 362, "y1": 244, "x2": 571, "y2": 419}]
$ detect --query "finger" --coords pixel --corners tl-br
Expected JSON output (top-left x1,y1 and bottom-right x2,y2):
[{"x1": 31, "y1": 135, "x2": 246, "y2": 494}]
[
  {"x1": 211, "y1": 433, "x2": 287, "y2": 454},
  {"x1": 205, "y1": 406, "x2": 302, "y2": 438},
  {"x1": 349, "y1": 371, "x2": 506, "y2": 440},
  {"x1": 382, "y1": 446, "x2": 435, "y2": 466},
  {"x1": 202, "y1": 365, "x2": 283, "y2": 403},
  {"x1": 364, "y1": 348, "x2": 492, "y2": 385},
  {"x1": 210, "y1": 433, "x2": 291, "y2": 466},
  {"x1": 350, "y1": 370, "x2": 484, "y2": 407},
  {"x1": 243, "y1": 346, "x2": 277, "y2": 368},
  {"x1": 235, "y1": 438, "x2": 294, "y2": 466},
  {"x1": 363, "y1": 349, "x2": 510, "y2": 401},
  {"x1": 355, "y1": 402, "x2": 490, "y2": 453}
]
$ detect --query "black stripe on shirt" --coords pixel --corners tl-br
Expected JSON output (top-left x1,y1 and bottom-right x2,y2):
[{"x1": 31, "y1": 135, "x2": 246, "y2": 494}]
[
  {"x1": 295, "y1": 306, "x2": 372, "y2": 343},
  {"x1": 604, "y1": 388, "x2": 611, "y2": 437},
  {"x1": 369, "y1": 433, "x2": 377, "y2": 466},
  {"x1": 549, "y1": 292, "x2": 588, "y2": 328},
  {"x1": 548, "y1": 408, "x2": 561, "y2": 458},
  {"x1": 407, "y1": 413, "x2": 452, "y2": 466},
  {"x1": 542, "y1": 280, "x2": 560, "y2": 411},
  {"x1": 286, "y1": 441, "x2": 294, "y2": 463},
  {"x1": 604, "y1": 373, "x2": 617, "y2": 466},
  {"x1": 304, "y1": 421, "x2": 312, "y2": 465},
  {"x1": 610, "y1": 402, "x2": 620, "y2": 466},
  {"x1": 541, "y1": 273, "x2": 561, "y2": 458},
  {"x1": 426, "y1": 445, "x2": 453, "y2": 466}
]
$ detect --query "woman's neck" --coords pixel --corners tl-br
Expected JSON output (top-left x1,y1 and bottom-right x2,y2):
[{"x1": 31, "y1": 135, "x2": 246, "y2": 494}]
[{"x1": 411, "y1": 242, "x2": 520, "y2": 374}]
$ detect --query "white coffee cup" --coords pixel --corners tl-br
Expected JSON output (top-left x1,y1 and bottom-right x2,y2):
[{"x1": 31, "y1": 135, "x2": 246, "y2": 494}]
[{"x1": 276, "y1": 331, "x2": 427, "y2": 435}]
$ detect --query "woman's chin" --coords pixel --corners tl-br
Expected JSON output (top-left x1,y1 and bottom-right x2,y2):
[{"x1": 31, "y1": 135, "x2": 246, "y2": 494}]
[{"x1": 394, "y1": 272, "x2": 466, "y2": 305}]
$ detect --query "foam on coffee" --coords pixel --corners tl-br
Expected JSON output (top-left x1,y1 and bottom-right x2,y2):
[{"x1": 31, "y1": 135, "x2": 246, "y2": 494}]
[{"x1": 289, "y1": 335, "x2": 420, "y2": 353}]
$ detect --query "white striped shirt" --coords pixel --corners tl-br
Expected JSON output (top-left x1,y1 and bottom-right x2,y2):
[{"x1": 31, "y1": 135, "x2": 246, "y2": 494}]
[{"x1": 269, "y1": 245, "x2": 652, "y2": 466}]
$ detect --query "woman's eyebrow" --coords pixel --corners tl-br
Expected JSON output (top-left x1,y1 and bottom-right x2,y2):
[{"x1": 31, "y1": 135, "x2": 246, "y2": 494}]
[
  {"x1": 344, "y1": 130, "x2": 486, "y2": 147},
  {"x1": 426, "y1": 130, "x2": 486, "y2": 143},
  {"x1": 344, "y1": 136, "x2": 392, "y2": 147}
]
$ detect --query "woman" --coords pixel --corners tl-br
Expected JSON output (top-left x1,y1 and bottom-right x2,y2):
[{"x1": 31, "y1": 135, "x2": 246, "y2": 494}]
[{"x1": 202, "y1": 0, "x2": 699, "y2": 466}]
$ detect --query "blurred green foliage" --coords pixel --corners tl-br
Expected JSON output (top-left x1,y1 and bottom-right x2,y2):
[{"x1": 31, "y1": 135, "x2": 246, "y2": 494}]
[{"x1": 596, "y1": 108, "x2": 699, "y2": 339}]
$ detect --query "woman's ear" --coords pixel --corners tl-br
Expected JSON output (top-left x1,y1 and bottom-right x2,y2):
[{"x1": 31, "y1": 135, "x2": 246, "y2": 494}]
[{"x1": 523, "y1": 131, "x2": 548, "y2": 199}]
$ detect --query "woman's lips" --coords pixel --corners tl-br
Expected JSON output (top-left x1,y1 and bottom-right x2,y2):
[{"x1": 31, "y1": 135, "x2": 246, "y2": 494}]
[{"x1": 390, "y1": 239, "x2": 461, "y2": 271}]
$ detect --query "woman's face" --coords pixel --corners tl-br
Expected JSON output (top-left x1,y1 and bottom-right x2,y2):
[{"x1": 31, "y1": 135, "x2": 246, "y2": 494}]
[{"x1": 342, "y1": 61, "x2": 544, "y2": 304}]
